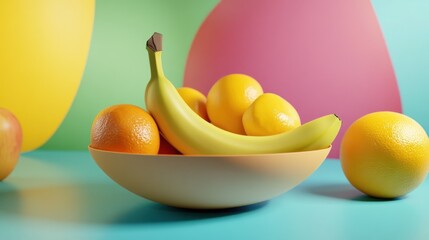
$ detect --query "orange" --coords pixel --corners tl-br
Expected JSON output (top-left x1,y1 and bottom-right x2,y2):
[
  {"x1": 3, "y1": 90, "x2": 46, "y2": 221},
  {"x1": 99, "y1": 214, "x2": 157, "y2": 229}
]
[
  {"x1": 206, "y1": 74, "x2": 263, "y2": 134},
  {"x1": 340, "y1": 111, "x2": 429, "y2": 198},
  {"x1": 90, "y1": 104, "x2": 160, "y2": 154},
  {"x1": 177, "y1": 87, "x2": 209, "y2": 121},
  {"x1": 242, "y1": 93, "x2": 301, "y2": 136}
]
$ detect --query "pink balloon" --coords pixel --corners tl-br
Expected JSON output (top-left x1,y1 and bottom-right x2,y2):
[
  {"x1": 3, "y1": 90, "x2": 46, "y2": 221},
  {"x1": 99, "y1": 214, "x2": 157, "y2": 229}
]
[{"x1": 184, "y1": 0, "x2": 401, "y2": 158}]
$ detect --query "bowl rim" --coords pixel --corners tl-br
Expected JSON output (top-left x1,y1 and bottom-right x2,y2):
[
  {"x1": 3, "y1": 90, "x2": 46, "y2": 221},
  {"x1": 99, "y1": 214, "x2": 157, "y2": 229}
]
[{"x1": 88, "y1": 145, "x2": 331, "y2": 158}]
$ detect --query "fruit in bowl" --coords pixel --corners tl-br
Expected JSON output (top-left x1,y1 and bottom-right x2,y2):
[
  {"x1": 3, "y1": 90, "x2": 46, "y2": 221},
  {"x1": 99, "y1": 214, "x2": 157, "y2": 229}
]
[
  {"x1": 145, "y1": 33, "x2": 340, "y2": 155},
  {"x1": 90, "y1": 104, "x2": 160, "y2": 154},
  {"x1": 89, "y1": 33, "x2": 341, "y2": 209}
]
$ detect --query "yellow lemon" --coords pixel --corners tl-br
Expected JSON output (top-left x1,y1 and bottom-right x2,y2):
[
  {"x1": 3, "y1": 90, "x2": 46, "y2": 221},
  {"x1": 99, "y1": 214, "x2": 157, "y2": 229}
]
[
  {"x1": 340, "y1": 111, "x2": 429, "y2": 198},
  {"x1": 242, "y1": 93, "x2": 301, "y2": 136},
  {"x1": 0, "y1": 0, "x2": 95, "y2": 151},
  {"x1": 206, "y1": 74, "x2": 263, "y2": 134},
  {"x1": 177, "y1": 87, "x2": 209, "y2": 121}
]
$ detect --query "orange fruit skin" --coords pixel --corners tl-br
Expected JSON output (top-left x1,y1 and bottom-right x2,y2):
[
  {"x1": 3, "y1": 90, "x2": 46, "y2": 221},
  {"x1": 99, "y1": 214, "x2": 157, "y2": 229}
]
[
  {"x1": 206, "y1": 74, "x2": 263, "y2": 135},
  {"x1": 340, "y1": 111, "x2": 429, "y2": 198},
  {"x1": 177, "y1": 87, "x2": 209, "y2": 121},
  {"x1": 90, "y1": 104, "x2": 160, "y2": 154}
]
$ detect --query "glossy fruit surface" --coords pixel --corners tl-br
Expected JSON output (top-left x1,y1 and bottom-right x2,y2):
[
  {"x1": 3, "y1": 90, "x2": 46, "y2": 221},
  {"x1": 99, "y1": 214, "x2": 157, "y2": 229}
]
[
  {"x1": 243, "y1": 93, "x2": 301, "y2": 136},
  {"x1": 90, "y1": 104, "x2": 160, "y2": 154},
  {"x1": 177, "y1": 87, "x2": 209, "y2": 121},
  {"x1": 206, "y1": 74, "x2": 263, "y2": 134},
  {"x1": 340, "y1": 111, "x2": 429, "y2": 198},
  {"x1": 145, "y1": 34, "x2": 341, "y2": 155},
  {"x1": 0, "y1": 108, "x2": 23, "y2": 180}
]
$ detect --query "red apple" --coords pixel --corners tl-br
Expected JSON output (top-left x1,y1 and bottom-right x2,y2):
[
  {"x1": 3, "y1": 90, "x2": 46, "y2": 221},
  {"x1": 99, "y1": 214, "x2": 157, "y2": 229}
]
[
  {"x1": 0, "y1": 108, "x2": 23, "y2": 180},
  {"x1": 158, "y1": 133, "x2": 181, "y2": 155}
]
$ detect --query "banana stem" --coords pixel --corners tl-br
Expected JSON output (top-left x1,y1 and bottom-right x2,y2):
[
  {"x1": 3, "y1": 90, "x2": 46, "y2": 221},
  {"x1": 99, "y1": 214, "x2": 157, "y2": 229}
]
[
  {"x1": 147, "y1": 32, "x2": 165, "y2": 79},
  {"x1": 147, "y1": 32, "x2": 162, "y2": 51},
  {"x1": 148, "y1": 50, "x2": 165, "y2": 78}
]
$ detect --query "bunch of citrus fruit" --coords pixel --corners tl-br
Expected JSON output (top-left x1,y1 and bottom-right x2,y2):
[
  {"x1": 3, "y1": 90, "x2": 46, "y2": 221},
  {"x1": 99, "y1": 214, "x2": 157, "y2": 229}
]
[
  {"x1": 206, "y1": 74, "x2": 301, "y2": 136},
  {"x1": 90, "y1": 73, "x2": 301, "y2": 154},
  {"x1": 91, "y1": 31, "x2": 429, "y2": 200},
  {"x1": 89, "y1": 70, "x2": 429, "y2": 199}
]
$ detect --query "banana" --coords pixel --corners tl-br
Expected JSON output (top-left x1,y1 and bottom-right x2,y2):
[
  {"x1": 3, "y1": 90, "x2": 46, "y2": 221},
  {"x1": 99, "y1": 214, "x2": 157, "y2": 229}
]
[{"x1": 145, "y1": 32, "x2": 341, "y2": 155}]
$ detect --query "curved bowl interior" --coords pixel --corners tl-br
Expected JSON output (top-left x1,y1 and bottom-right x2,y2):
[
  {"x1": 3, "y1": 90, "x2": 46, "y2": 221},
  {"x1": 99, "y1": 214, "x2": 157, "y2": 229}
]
[{"x1": 89, "y1": 147, "x2": 331, "y2": 209}]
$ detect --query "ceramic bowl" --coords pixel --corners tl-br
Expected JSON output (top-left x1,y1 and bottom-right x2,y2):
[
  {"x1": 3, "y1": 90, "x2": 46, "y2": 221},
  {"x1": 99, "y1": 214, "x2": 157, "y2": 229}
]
[{"x1": 89, "y1": 146, "x2": 331, "y2": 209}]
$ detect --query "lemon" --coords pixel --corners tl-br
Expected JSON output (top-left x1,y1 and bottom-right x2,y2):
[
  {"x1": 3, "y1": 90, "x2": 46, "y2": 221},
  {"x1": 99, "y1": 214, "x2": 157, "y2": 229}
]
[
  {"x1": 177, "y1": 87, "x2": 209, "y2": 121},
  {"x1": 242, "y1": 93, "x2": 301, "y2": 136},
  {"x1": 340, "y1": 111, "x2": 429, "y2": 198},
  {"x1": 206, "y1": 74, "x2": 263, "y2": 134}
]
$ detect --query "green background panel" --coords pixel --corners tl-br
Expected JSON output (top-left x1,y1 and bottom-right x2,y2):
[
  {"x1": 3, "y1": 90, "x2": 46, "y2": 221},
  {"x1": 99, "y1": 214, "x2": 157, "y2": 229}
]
[{"x1": 42, "y1": 0, "x2": 219, "y2": 150}]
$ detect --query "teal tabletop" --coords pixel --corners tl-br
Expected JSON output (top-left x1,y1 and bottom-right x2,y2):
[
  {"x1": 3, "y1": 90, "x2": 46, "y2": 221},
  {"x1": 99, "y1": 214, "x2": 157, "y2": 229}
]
[{"x1": 1, "y1": 150, "x2": 428, "y2": 240}]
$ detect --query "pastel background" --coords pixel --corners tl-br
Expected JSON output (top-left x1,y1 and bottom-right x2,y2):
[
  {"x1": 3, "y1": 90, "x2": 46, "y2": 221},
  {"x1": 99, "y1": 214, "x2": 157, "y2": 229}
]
[
  {"x1": 184, "y1": 0, "x2": 402, "y2": 158},
  {"x1": 1, "y1": 0, "x2": 428, "y2": 158}
]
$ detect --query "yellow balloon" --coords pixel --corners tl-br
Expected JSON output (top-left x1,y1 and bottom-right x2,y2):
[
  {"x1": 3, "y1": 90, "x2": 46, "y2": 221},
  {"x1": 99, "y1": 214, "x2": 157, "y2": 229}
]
[{"x1": 0, "y1": 1, "x2": 95, "y2": 151}]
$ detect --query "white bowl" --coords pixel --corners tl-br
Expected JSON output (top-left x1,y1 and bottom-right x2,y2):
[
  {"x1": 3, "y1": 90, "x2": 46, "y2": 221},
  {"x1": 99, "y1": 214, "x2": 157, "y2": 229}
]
[{"x1": 89, "y1": 146, "x2": 331, "y2": 209}]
